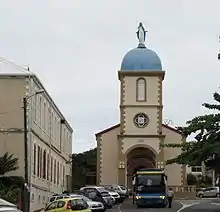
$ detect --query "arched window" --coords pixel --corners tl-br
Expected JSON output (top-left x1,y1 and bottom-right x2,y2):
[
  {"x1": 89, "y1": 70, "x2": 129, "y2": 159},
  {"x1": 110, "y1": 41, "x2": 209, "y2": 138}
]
[
  {"x1": 37, "y1": 146, "x2": 40, "y2": 177},
  {"x1": 33, "y1": 144, "x2": 36, "y2": 175},
  {"x1": 54, "y1": 159, "x2": 56, "y2": 184},
  {"x1": 136, "y1": 78, "x2": 146, "y2": 101},
  {"x1": 57, "y1": 161, "x2": 59, "y2": 185},
  {"x1": 47, "y1": 153, "x2": 50, "y2": 181},
  {"x1": 39, "y1": 148, "x2": 42, "y2": 178},
  {"x1": 51, "y1": 157, "x2": 53, "y2": 182},
  {"x1": 63, "y1": 166, "x2": 65, "y2": 186},
  {"x1": 43, "y1": 150, "x2": 46, "y2": 179}
]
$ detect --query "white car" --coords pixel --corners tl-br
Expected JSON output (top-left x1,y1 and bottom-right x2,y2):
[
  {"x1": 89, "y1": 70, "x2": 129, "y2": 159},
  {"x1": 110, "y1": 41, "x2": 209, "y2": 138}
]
[
  {"x1": 0, "y1": 208, "x2": 22, "y2": 211},
  {"x1": 107, "y1": 191, "x2": 120, "y2": 204},
  {"x1": 0, "y1": 198, "x2": 22, "y2": 211},
  {"x1": 69, "y1": 194, "x2": 105, "y2": 211}
]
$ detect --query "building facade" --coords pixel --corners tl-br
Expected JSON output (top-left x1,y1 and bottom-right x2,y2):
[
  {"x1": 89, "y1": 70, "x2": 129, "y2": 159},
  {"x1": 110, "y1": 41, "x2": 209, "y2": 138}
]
[
  {"x1": 0, "y1": 71, "x2": 73, "y2": 211},
  {"x1": 96, "y1": 23, "x2": 186, "y2": 188}
]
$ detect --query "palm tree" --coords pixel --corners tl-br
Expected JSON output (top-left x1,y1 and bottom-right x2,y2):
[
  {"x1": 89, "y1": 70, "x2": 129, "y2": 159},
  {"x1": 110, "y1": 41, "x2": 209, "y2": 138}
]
[
  {"x1": 0, "y1": 152, "x2": 24, "y2": 205},
  {"x1": 0, "y1": 152, "x2": 19, "y2": 175}
]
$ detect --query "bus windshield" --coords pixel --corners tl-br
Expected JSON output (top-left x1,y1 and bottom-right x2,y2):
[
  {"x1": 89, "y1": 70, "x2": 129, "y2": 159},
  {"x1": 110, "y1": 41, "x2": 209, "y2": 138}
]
[{"x1": 136, "y1": 174, "x2": 166, "y2": 193}]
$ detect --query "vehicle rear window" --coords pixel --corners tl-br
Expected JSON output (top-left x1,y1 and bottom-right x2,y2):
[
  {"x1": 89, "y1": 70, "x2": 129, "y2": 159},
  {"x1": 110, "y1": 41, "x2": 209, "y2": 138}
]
[
  {"x1": 70, "y1": 199, "x2": 88, "y2": 209},
  {"x1": 97, "y1": 188, "x2": 108, "y2": 193},
  {"x1": 100, "y1": 192, "x2": 110, "y2": 197}
]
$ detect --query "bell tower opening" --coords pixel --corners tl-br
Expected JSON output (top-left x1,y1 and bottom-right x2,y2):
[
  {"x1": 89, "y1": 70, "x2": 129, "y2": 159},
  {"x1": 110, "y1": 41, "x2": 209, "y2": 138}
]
[{"x1": 126, "y1": 147, "x2": 156, "y2": 188}]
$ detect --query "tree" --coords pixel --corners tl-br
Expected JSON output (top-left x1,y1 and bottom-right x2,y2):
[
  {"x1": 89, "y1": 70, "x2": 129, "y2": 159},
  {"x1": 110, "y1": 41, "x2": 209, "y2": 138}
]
[
  {"x1": 0, "y1": 153, "x2": 24, "y2": 204},
  {"x1": 72, "y1": 148, "x2": 97, "y2": 189},
  {"x1": 163, "y1": 92, "x2": 220, "y2": 172},
  {"x1": 0, "y1": 152, "x2": 19, "y2": 175},
  {"x1": 187, "y1": 173, "x2": 197, "y2": 185}
]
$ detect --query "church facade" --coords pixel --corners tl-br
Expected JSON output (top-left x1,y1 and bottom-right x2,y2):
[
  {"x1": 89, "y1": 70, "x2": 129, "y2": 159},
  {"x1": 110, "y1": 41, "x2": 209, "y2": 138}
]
[{"x1": 96, "y1": 23, "x2": 186, "y2": 188}]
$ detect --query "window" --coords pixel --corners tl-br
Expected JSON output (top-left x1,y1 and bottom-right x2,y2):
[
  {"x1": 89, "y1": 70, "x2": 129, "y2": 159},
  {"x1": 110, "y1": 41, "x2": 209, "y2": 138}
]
[
  {"x1": 42, "y1": 196, "x2": 45, "y2": 203},
  {"x1": 51, "y1": 112, "x2": 54, "y2": 139},
  {"x1": 43, "y1": 102, "x2": 46, "y2": 130},
  {"x1": 70, "y1": 199, "x2": 88, "y2": 210},
  {"x1": 45, "y1": 202, "x2": 57, "y2": 211},
  {"x1": 39, "y1": 96, "x2": 42, "y2": 126},
  {"x1": 60, "y1": 163, "x2": 62, "y2": 185},
  {"x1": 33, "y1": 144, "x2": 36, "y2": 175},
  {"x1": 136, "y1": 78, "x2": 146, "y2": 101},
  {"x1": 50, "y1": 197, "x2": 56, "y2": 202},
  {"x1": 48, "y1": 106, "x2": 51, "y2": 135},
  {"x1": 47, "y1": 154, "x2": 50, "y2": 181},
  {"x1": 191, "y1": 166, "x2": 202, "y2": 172},
  {"x1": 57, "y1": 201, "x2": 65, "y2": 208},
  {"x1": 54, "y1": 159, "x2": 56, "y2": 184},
  {"x1": 37, "y1": 146, "x2": 40, "y2": 177},
  {"x1": 34, "y1": 94, "x2": 37, "y2": 121},
  {"x1": 43, "y1": 150, "x2": 46, "y2": 179},
  {"x1": 31, "y1": 193, "x2": 34, "y2": 202},
  {"x1": 40, "y1": 148, "x2": 43, "y2": 178},
  {"x1": 51, "y1": 157, "x2": 53, "y2": 182},
  {"x1": 63, "y1": 166, "x2": 65, "y2": 186},
  {"x1": 57, "y1": 161, "x2": 59, "y2": 185}
]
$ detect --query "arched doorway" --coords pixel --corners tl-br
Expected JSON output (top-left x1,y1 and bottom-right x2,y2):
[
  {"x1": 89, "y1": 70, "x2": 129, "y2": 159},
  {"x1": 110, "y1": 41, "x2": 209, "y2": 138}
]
[{"x1": 126, "y1": 147, "x2": 156, "y2": 189}]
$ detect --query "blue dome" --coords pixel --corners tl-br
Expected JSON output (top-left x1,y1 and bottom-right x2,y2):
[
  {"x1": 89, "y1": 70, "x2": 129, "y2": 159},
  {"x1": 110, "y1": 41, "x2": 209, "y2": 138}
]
[{"x1": 121, "y1": 47, "x2": 162, "y2": 71}]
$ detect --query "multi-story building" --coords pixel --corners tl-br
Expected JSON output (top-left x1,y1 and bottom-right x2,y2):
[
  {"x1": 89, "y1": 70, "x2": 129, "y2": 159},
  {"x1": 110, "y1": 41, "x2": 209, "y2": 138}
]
[{"x1": 0, "y1": 70, "x2": 73, "y2": 211}]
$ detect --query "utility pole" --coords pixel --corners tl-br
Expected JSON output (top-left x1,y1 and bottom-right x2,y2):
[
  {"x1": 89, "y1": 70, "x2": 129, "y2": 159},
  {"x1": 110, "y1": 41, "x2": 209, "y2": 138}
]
[
  {"x1": 23, "y1": 97, "x2": 29, "y2": 212},
  {"x1": 22, "y1": 90, "x2": 44, "y2": 212}
]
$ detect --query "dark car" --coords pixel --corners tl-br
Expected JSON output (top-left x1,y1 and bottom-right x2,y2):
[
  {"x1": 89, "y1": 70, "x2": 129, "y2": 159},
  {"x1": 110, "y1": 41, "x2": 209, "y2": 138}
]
[{"x1": 80, "y1": 187, "x2": 114, "y2": 209}]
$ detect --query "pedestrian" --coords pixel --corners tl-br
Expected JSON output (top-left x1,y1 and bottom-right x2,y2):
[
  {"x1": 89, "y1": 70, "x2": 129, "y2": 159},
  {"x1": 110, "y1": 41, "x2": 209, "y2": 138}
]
[{"x1": 167, "y1": 187, "x2": 174, "y2": 208}]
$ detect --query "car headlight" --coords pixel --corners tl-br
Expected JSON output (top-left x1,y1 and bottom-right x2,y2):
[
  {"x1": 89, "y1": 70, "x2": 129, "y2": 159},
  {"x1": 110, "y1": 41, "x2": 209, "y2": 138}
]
[
  {"x1": 160, "y1": 196, "x2": 165, "y2": 199},
  {"x1": 135, "y1": 196, "x2": 141, "y2": 199}
]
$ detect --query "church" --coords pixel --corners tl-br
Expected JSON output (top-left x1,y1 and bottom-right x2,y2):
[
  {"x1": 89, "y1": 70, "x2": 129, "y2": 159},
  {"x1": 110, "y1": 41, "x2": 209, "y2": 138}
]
[{"x1": 95, "y1": 23, "x2": 186, "y2": 188}]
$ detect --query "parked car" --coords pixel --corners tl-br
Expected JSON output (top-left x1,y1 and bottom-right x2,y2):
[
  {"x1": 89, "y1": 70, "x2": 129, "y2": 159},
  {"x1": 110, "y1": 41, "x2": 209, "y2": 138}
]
[
  {"x1": 0, "y1": 208, "x2": 22, "y2": 211},
  {"x1": 80, "y1": 186, "x2": 114, "y2": 209},
  {"x1": 69, "y1": 194, "x2": 105, "y2": 212},
  {"x1": 0, "y1": 198, "x2": 22, "y2": 211},
  {"x1": 196, "y1": 187, "x2": 220, "y2": 198},
  {"x1": 42, "y1": 197, "x2": 91, "y2": 212},
  {"x1": 103, "y1": 187, "x2": 122, "y2": 203},
  {"x1": 104, "y1": 185, "x2": 128, "y2": 200}
]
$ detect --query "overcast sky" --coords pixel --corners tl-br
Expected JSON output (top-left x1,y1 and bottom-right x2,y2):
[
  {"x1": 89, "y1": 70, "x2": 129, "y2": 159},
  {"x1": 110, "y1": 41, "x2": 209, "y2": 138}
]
[{"x1": 0, "y1": 0, "x2": 220, "y2": 153}]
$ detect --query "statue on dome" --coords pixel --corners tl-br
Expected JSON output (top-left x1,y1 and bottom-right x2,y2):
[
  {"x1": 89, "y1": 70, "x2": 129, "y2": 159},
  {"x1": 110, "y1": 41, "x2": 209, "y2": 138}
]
[{"x1": 136, "y1": 22, "x2": 147, "y2": 47}]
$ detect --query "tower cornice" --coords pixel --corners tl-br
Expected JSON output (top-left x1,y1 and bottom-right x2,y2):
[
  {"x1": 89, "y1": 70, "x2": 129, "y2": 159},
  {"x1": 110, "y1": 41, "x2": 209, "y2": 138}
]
[{"x1": 118, "y1": 70, "x2": 165, "y2": 80}]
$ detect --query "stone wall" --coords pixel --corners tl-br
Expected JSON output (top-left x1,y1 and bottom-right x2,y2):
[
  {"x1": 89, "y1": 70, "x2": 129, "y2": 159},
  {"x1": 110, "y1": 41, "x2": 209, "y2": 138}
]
[{"x1": 170, "y1": 186, "x2": 197, "y2": 199}]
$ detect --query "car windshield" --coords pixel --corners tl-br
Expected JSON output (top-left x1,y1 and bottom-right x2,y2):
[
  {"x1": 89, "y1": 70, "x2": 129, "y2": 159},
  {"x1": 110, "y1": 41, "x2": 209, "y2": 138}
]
[{"x1": 119, "y1": 186, "x2": 127, "y2": 190}]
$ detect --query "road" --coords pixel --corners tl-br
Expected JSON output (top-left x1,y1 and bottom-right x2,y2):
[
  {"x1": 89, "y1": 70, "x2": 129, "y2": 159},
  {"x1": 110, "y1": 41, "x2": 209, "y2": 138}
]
[{"x1": 109, "y1": 198, "x2": 220, "y2": 212}]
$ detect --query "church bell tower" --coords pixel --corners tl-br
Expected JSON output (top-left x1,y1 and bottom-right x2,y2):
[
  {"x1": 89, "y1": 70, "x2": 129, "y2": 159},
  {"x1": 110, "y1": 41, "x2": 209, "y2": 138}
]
[{"x1": 117, "y1": 23, "x2": 166, "y2": 185}]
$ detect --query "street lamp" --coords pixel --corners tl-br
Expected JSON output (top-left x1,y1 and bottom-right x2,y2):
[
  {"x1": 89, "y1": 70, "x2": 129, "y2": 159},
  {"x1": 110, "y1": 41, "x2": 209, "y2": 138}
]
[{"x1": 23, "y1": 89, "x2": 44, "y2": 212}]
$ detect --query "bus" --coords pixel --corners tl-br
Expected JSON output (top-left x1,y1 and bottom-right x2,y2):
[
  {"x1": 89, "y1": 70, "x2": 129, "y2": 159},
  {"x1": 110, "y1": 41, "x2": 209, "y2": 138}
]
[{"x1": 132, "y1": 168, "x2": 168, "y2": 208}]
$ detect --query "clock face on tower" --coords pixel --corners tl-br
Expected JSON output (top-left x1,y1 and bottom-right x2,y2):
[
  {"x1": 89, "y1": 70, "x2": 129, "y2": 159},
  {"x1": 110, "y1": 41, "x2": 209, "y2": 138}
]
[{"x1": 133, "y1": 113, "x2": 149, "y2": 128}]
